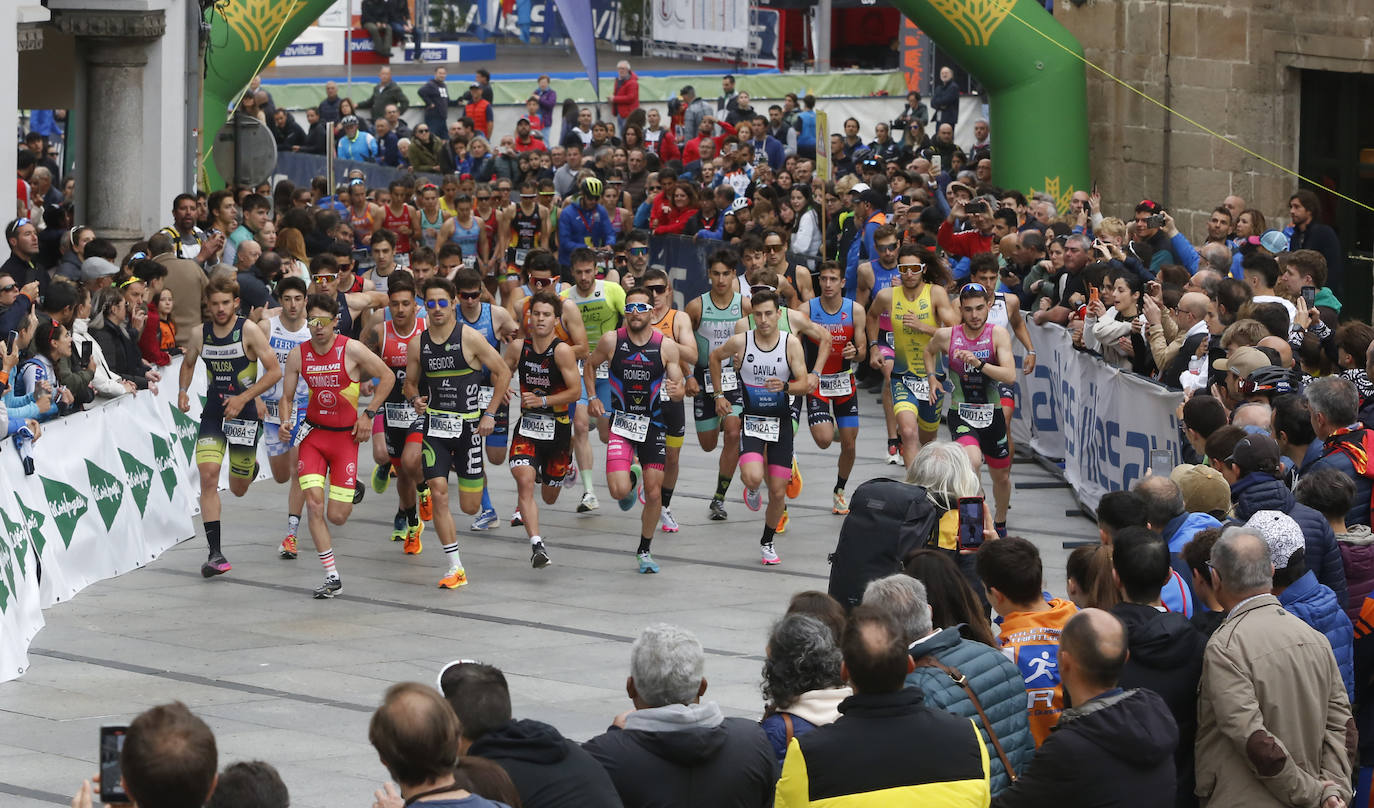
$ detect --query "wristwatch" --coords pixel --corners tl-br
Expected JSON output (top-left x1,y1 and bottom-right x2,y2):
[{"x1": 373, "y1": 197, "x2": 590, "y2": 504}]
[{"x1": 363, "y1": 408, "x2": 377, "y2": 419}]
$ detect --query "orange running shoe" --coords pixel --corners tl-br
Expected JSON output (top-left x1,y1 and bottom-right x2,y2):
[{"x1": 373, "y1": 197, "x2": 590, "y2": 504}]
[
  {"x1": 403, "y1": 522, "x2": 423, "y2": 555},
  {"x1": 438, "y1": 566, "x2": 469, "y2": 589},
  {"x1": 417, "y1": 486, "x2": 434, "y2": 522},
  {"x1": 786, "y1": 457, "x2": 803, "y2": 499},
  {"x1": 775, "y1": 509, "x2": 790, "y2": 534}
]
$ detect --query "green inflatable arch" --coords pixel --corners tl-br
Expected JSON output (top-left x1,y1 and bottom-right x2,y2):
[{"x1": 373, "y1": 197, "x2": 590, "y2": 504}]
[{"x1": 200, "y1": 0, "x2": 1090, "y2": 204}]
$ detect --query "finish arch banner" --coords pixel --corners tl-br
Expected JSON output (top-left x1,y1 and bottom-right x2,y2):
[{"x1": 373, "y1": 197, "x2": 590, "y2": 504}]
[{"x1": 653, "y1": 0, "x2": 750, "y2": 51}]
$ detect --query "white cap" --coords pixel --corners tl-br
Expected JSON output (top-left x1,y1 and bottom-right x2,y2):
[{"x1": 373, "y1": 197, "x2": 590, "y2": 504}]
[{"x1": 849, "y1": 182, "x2": 871, "y2": 194}]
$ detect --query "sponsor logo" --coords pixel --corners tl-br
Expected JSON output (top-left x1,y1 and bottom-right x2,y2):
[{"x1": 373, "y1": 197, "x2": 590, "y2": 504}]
[
  {"x1": 150, "y1": 434, "x2": 179, "y2": 498},
  {"x1": 120, "y1": 450, "x2": 154, "y2": 517},
  {"x1": 168, "y1": 404, "x2": 199, "y2": 462},
  {"x1": 281, "y1": 42, "x2": 325, "y2": 57},
  {"x1": 14, "y1": 495, "x2": 49, "y2": 558},
  {"x1": 40, "y1": 477, "x2": 90, "y2": 549},
  {"x1": 85, "y1": 460, "x2": 125, "y2": 530}
]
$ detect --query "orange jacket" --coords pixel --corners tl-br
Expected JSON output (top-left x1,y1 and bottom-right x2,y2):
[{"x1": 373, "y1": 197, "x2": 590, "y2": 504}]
[{"x1": 996, "y1": 597, "x2": 1078, "y2": 746}]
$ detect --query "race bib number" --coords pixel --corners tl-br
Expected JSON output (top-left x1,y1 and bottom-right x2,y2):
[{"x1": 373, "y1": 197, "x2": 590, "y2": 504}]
[
  {"x1": 462, "y1": 255, "x2": 477, "y2": 270},
  {"x1": 222, "y1": 418, "x2": 260, "y2": 446},
  {"x1": 819, "y1": 371, "x2": 853, "y2": 397},
  {"x1": 263, "y1": 400, "x2": 280, "y2": 424},
  {"x1": 595, "y1": 361, "x2": 610, "y2": 380},
  {"x1": 478, "y1": 386, "x2": 494, "y2": 410},
  {"x1": 704, "y1": 372, "x2": 738, "y2": 395},
  {"x1": 742, "y1": 414, "x2": 780, "y2": 443},
  {"x1": 611, "y1": 410, "x2": 650, "y2": 442},
  {"x1": 384, "y1": 401, "x2": 417, "y2": 428},
  {"x1": 958, "y1": 402, "x2": 996, "y2": 428},
  {"x1": 902, "y1": 374, "x2": 930, "y2": 399},
  {"x1": 519, "y1": 412, "x2": 556, "y2": 440},
  {"x1": 885, "y1": 331, "x2": 895, "y2": 348},
  {"x1": 427, "y1": 411, "x2": 467, "y2": 439}
]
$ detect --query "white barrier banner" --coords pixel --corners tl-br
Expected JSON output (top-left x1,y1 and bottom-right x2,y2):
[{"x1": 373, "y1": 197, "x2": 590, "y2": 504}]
[
  {"x1": 1011, "y1": 323, "x2": 1184, "y2": 513},
  {"x1": 652, "y1": 0, "x2": 750, "y2": 51}
]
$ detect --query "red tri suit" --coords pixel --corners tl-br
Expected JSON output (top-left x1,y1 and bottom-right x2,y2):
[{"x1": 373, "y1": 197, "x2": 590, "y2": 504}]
[{"x1": 297, "y1": 334, "x2": 362, "y2": 502}]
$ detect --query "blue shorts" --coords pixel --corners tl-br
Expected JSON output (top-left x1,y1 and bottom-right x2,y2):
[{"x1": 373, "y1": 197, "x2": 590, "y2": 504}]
[{"x1": 264, "y1": 401, "x2": 308, "y2": 458}]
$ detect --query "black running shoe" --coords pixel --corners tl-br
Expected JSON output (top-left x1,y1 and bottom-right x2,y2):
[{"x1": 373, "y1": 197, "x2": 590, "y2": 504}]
[
  {"x1": 531, "y1": 541, "x2": 551, "y2": 569},
  {"x1": 313, "y1": 577, "x2": 342, "y2": 599},
  {"x1": 709, "y1": 498, "x2": 728, "y2": 521}
]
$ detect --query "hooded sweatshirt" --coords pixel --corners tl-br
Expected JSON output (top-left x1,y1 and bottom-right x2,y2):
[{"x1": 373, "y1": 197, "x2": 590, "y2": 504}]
[
  {"x1": 1338, "y1": 524, "x2": 1374, "y2": 622},
  {"x1": 469, "y1": 719, "x2": 623, "y2": 808},
  {"x1": 760, "y1": 686, "x2": 850, "y2": 764},
  {"x1": 995, "y1": 597, "x2": 1078, "y2": 746}
]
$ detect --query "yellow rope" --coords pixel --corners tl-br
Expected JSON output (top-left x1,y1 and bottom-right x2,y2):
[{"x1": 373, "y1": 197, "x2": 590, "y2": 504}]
[{"x1": 990, "y1": 0, "x2": 1374, "y2": 213}]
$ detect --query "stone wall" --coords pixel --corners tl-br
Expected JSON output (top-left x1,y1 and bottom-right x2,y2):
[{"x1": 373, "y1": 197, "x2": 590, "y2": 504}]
[{"x1": 1055, "y1": 0, "x2": 1374, "y2": 243}]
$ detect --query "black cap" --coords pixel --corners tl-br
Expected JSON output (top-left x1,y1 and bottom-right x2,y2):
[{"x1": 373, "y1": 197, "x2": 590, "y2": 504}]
[
  {"x1": 860, "y1": 189, "x2": 888, "y2": 210},
  {"x1": 1225, "y1": 433, "x2": 1281, "y2": 475}
]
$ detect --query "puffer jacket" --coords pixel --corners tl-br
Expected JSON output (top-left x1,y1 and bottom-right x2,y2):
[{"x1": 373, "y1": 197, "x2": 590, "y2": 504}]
[
  {"x1": 1310, "y1": 437, "x2": 1374, "y2": 528},
  {"x1": 1280, "y1": 569, "x2": 1355, "y2": 702},
  {"x1": 906, "y1": 626, "x2": 1035, "y2": 795},
  {"x1": 1231, "y1": 471, "x2": 1348, "y2": 608},
  {"x1": 1338, "y1": 525, "x2": 1374, "y2": 623}
]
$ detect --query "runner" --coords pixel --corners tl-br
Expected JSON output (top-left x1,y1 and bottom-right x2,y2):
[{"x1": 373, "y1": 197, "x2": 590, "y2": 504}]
[
  {"x1": 761, "y1": 228, "x2": 814, "y2": 305},
  {"x1": 505, "y1": 291, "x2": 582, "y2": 567},
  {"x1": 178, "y1": 276, "x2": 282, "y2": 577},
  {"x1": 277, "y1": 293, "x2": 396, "y2": 598},
  {"x1": 805, "y1": 260, "x2": 867, "y2": 514},
  {"x1": 618, "y1": 230, "x2": 651, "y2": 291},
  {"x1": 856, "y1": 224, "x2": 907, "y2": 464},
  {"x1": 866, "y1": 243, "x2": 956, "y2": 466},
  {"x1": 308, "y1": 253, "x2": 388, "y2": 342},
  {"x1": 454, "y1": 268, "x2": 518, "y2": 531},
  {"x1": 496, "y1": 179, "x2": 549, "y2": 306},
  {"x1": 259, "y1": 277, "x2": 311, "y2": 559},
  {"x1": 584, "y1": 287, "x2": 686, "y2": 572},
  {"x1": 345, "y1": 177, "x2": 380, "y2": 248},
  {"x1": 970, "y1": 254, "x2": 1036, "y2": 455},
  {"x1": 404, "y1": 276, "x2": 513, "y2": 586},
  {"x1": 363, "y1": 271, "x2": 427, "y2": 553},
  {"x1": 709, "y1": 290, "x2": 813, "y2": 565},
  {"x1": 412, "y1": 182, "x2": 447, "y2": 251},
  {"x1": 924, "y1": 282, "x2": 1017, "y2": 536},
  {"x1": 642, "y1": 268, "x2": 697, "y2": 531},
  {"x1": 685, "y1": 249, "x2": 751, "y2": 521},
  {"x1": 375, "y1": 179, "x2": 415, "y2": 257},
  {"x1": 561, "y1": 247, "x2": 627, "y2": 513}
]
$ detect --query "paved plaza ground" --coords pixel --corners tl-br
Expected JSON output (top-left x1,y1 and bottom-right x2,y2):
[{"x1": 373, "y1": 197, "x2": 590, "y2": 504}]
[{"x1": 0, "y1": 401, "x2": 1095, "y2": 807}]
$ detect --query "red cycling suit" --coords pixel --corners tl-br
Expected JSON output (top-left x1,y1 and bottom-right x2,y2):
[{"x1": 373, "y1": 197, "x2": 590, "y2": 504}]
[{"x1": 297, "y1": 335, "x2": 363, "y2": 502}]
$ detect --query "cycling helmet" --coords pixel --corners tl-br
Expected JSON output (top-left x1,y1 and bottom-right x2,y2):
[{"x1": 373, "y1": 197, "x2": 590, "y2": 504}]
[
  {"x1": 1239, "y1": 365, "x2": 1297, "y2": 396},
  {"x1": 729, "y1": 195, "x2": 753, "y2": 214},
  {"x1": 581, "y1": 176, "x2": 604, "y2": 199}
]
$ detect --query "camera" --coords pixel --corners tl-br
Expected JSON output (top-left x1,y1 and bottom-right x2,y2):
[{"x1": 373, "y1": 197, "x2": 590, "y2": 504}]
[
  {"x1": 964, "y1": 200, "x2": 988, "y2": 215},
  {"x1": 1144, "y1": 213, "x2": 1166, "y2": 229}
]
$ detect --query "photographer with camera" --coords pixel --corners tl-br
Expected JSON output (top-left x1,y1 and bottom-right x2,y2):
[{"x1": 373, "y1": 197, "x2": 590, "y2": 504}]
[
  {"x1": 937, "y1": 193, "x2": 997, "y2": 262},
  {"x1": 1131, "y1": 200, "x2": 1178, "y2": 274}
]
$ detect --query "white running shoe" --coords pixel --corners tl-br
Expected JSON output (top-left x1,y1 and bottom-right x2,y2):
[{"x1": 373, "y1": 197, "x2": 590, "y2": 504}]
[
  {"x1": 660, "y1": 507, "x2": 680, "y2": 533},
  {"x1": 761, "y1": 543, "x2": 781, "y2": 565}
]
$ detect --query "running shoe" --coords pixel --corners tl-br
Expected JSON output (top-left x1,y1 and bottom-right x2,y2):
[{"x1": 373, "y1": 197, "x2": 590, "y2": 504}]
[
  {"x1": 761, "y1": 543, "x2": 781, "y2": 565},
  {"x1": 471, "y1": 508, "x2": 499, "y2": 530},
  {"x1": 352, "y1": 481, "x2": 366, "y2": 504},
  {"x1": 636, "y1": 479, "x2": 646, "y2": 505},
  {"x1": 390, "y1": 512, "x2": 407, "y2": 542},
  {"x1": 562, "y1": 462, "x2": 579, "y2": 489},
  {"x1": 200, "y1": 553, "x2": 232, "y2": 578},
  {"x1": 313, "y1": 577, "x2": 342, "y2": 598},
  {"x1": 709, "y1": 498, "x2": 728, "y2": 521},
  {"x1": 403, "y1": 523, "x2": 423, "y2": 555},
  {"x1": 510, "y1": 509, "x2": 524, "y2": 527},
  {"x1": 637, "y1": 551, "x2": 660, "y2": 574},
  {"x1": 775, "y1": 509, "x2": 790, "y2": 534},
  {"x1": 660, "y1": 507, "x2": 680, "y2": 533},
  {"x1": 743, "y1": 486, "x2": 762, "y2": 511},
  {"x1": 438, "y1": 566, "x2": 469, "y2": 589},
  {"x1": 577, "y1": 491, "x2": 600, "y2": 513},
  {"x1": 832, "y1": 490, "x2": 850, "y2": 515},
  {"x1": 531, "y1": 541, "x2": 551, "y2": 568},
  {"x1": 278, "y1": 536, "x2": 297, "y2": 560},
  {"x1": 885, "y1": 443, "x2": 902, "y2": 465},
  {"x1": 371, "y1": 464, "x2": 391, "y2": 495},
  {"x1": 618, "y1": 464, "x2": 642, "y2": 511},
  {"x1": 995, "y1": 522, "x2": 1008, "y2": 540},
  {"x1": 417, "y1": 486, "x2": 434, "y2": 521},
  {"x1": 786, "y1": 457, "x2": 803, "y2": 499}
]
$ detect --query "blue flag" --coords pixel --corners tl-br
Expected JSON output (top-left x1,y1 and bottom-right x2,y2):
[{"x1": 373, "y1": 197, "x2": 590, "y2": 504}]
[{"x1": 554, "y1": 0, "x2": 600, "y2": 100}]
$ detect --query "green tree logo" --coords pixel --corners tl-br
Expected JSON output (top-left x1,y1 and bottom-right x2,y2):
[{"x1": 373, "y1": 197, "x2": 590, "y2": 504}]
[
  {"x1": 40, "y1": 477, "x2": 89, "y2": 549},
  {"x1": 13, "y1": 496, "x2": 48, "y2": 558},
  {"x1": 150, "y1": 434, "x2": 179, "y2": 499},
  {"x1": 119, "y1": 450, "x2": 154, "y2": 516},
  {"x1": 86, "y1": 460, "x2": 126, "y2": 530}
]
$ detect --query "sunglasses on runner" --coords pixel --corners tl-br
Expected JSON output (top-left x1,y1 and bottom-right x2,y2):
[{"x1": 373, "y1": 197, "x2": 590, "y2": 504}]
[
  {"x1": 897, "y1": 263, "x2": 924, "y2": 273},
  {"x1": 642, "y1": 284, "x2": 668, "y2": 295},
  {"x1": 530, "y1": 276, "x2": 555, "y2": 287},
  {"x1": 312, "y1": 273, "x2": 338, "y2": 283},
  {"x1": 624, "y1": 301, "x2": 652, "y2": 313},
  {"x1": 458, "y1": 290, "x2": 482, "y2": 300},
  {"x1": 876, "y1": 242, "x2": 899, "y2": 252},
  {"x1": 306, "y1": 316, "x2": 336, "y2": 328},
  {"x1": 765, "y1": 244, "x2": 785, "y2": 253},
  {"x1": 750, "y1": 283, "x2": 776, "y2": 294},
  {"x1": 424, "y1": 299, "x2": 452, "y2": 309},
  {"x1": 960, "y1": 282, "x2": 988, "y2": 294},
  {"x1": 628, "y1": 247, "x2": 649, "y2": 256}
]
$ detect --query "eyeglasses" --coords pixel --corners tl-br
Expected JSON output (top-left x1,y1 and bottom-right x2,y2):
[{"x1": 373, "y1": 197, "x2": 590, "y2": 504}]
[
  {"x1": 643, "y1": 284, "x2": 668, "y2": 295},
  {"x1": 129, "y1": 251, "x2": 148, "y2": 261},
  {"x1": 898, "y1": 263, "x2": 924, "y2": 273},
  {"x1": 624, "y1": 301, "x2": 652, "y2": 313},
  {"x1": 530, "y1": 276, "x2": 555, "y2": 287},
  {"x1": 876, "y1": 242, "x2": 899, "y2": 252},
  {"x1": 765, "y1": 244, "x2": 785, "y2": 253},
  {"x1": 0, "y1": 284, "x2": 17, "y2": 293},
  {"x1": 424, "y1": 299, "x2": 452, "y2": 309},
  {"x1": 306, "y1": 316, "x2": 336, "y2": 328},
  {"x1": 960, "y1": 282, "x2": 988, "y2": 294},
  {"x1": 415, "y1": 128, "x2": 429, "y2": 133},
  {"x1": 520, "y1": 193, "x2": 537, "y2": 199},
  {"x1": 348, "y1": 178, "x2": 365, "y2": 186},
  {"x1": 751, "y1": 283, "x2": 776, "y2": 293},
  {"x1": 476, "y1": 195, "x2": 491, "y2": 201},
  {"x1": 458, "y1": 291, "x2": 482, "y2": 300},
  {"x1": 647, "y1": 186, "x2": 660, "y2": 192},
  {"x1": 312, "y1": 273, "x2": 338, "y2": 283},
  {"x1": 628, "y1": 247, "x2": 649, "y2": 256}
]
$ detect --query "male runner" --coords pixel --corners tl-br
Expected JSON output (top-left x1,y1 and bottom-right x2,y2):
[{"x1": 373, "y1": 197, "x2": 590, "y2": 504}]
[
  {"x1": 710, "y1": 290, "x2": 812, "y2": 565},
  {"x1": 363, "y1": 271, "x2": 427, "y2": 552},
  {"x1": 259, "y1": 276, "x2": 311, "y2": 559},
  {"x1": 806, "y1": 260, "x2": 867, "y2": 514},
  {"x1": 970, "y1": 254, "x2": 1036, "y2": 452},
  {"x1": 455, "y1": 268, "x2": 518, "y2": 530},
  {"x1": 686, "y1": 249, "x2": 751, "y2": 521},
  {"x1": 924, "y1": 282, "x2": 1017, "y2": 535},
  {"x1": 585, "y1": 287, "x2": 685, "y2": 572},
  {"x1": 496, "y1": 179, "x2": 549, "y2": 305},
  {"x1": 618, "y1": 230, "x2": 651, "y2": 291},
  {"x1": 404, "y1": 277, "x2": 512, "y2": 585},
  {"x1": 867, "y1": 243, "x2": 956, "y2": 466},
  {"x1": 642, "y1": 268, "x2": 696, "y2": 530},
  {"x1": 856, "y1": 224, "x2": 906, "y2": 464},
  {"x1": 179, "y1": 276, "x2": 282, "y2": 577},
  {"x1": 375, "y1": 180, "x2": 415, "y2": 258},
  {"x1": 308, "y1": 253, "x2": 388, "y2": 341},
  {"x1": 762, "y1": 228, "x2": 813, "y2": 304},
  {"x1": 561, "y1": 247, "x2": 626, "y2": 512},
  {"x1": 278, "y1": 293, "x2": 395, "y2": 598},
  {"x1": 506, "y1": 291, "x2": 582, "y2": 566}
]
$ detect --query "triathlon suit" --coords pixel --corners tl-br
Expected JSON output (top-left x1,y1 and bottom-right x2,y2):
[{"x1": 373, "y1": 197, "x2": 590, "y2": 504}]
[
  {"x1": 439, "y1": 195, "x2": 459, "y2": 219},
  {"x1": 562, "y1": 280, "x2": 624, "y2": 411},
  {"x1": 297, "y1": 335, "x2": 362, "y2": 503},
  {"x1": 871, "y1": 261, "x2": 901, "y2": 362},
  {"x1": 349, "y1": 204, "x2": 374, "y2": 249},
  {"x1": 506, "y1": 205, "x2": 542, "y2": 270},
  {"x1": 693, "y1": 290, "x2": 744, "y2": 430},
  {"x1": 651, "y1": 308, "x2": 688, "y2": 448},
  {"x1": 737, "y1": 330, "x2": 795, "y2": 475},
  {"x1": 376, "y1": 318, "x2": 428, "y2": 462},
  {"x1": 888, "y1": 283, "x2": 944, "y2": 432},
  {"x1": 748, "y1": 308, "x2": 803, "y2": 427},
  {"x1": 462, "y1": 302, "x2": 510, "y2": 447},
  {"x1": 196, "y1": 317, "x2": 262, "y2": 479},
  {"x1": 520, "y1": 290, "x2": 572, "y2": 342},
  {"x1": 478, "y1": 208, "x2": 499, "y2": 277},
  {"x1": 606, "y1": 327, "x2": 669, "y2": 471},
  {"x1": 806, "y1": 297, "x2": 859, "y2": 429},
  {"x1": 261, "y1": 316, "x2": 310, "y2": 458},
  {"x1": 510, "y1": 337, "x2": 574, "y2": 485},
  {"x1": 418, "y1": 207, "x2": 444, "y2": 250},
  {"x1": 946, "y1": 321, "x2": 1011, "y2": 468},
  {"x1": 448, "y1": 216, "x2": 483, "y2": 269},
  {"x1": 417, "y1": 323, "x2": 485, "y2": 492},
  {"x1": 986, "y1": 293, "x2": 1017, "y2": 409},
  {"x1": 334, "y1": 291, "x2": 356, "y2": 339},
  {"x1": 382, "y1": 204, "x2": 413, "y2": 254}
]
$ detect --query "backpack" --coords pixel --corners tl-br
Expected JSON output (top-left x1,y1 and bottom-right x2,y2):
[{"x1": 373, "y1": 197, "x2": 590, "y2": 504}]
[{"x1": 828, "y1": 478, "x2": 941, "y2": 609}]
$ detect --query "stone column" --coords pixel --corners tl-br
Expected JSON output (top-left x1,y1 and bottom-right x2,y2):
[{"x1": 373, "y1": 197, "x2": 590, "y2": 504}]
[{"x1": 53, "y1": 11, "x2": 166, "y2": 250}]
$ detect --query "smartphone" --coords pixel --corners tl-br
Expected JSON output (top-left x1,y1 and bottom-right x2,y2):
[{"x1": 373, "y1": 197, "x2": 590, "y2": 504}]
[
  {"x1": 965, "y1": 200, "x2": 988, "y2": 215},
  {"x1": 957, "y1": 497, "x2": 986, "y2": 550},
  {"x1": 1150, "y1": 449, "x2": 1173, "y2": 478},
  {"x1": 1089, "y1": 285, "x2": 1100, "y2": 305},
  {"x1": 1145, "y1": 213, "x2": 1166, "y2": 229},
  {"x1": 4, "y1": 330, "x2": 16, "y2": 353},
  {"x1": 1301, "y1": 286, "x2": 1317, "y2": 308},
  {"x1": 1091, "y1": 179, "x2": 1099, "y2": 196},
  {"x1": 80, "y1": 340, "x2": 93, "y2": 365},
  {"x1": 100, "y1": 725, "x2": 130, "y2": 803}
]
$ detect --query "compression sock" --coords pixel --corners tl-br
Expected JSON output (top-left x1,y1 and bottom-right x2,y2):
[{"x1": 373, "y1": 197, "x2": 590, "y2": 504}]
[
  {"x1": 405, "y1": 506, "x2": 419, "y2": 527},
  {"x1": 205, "y1": 521, "x2": 222, "y2": 556},
  {"x1": 713, "y1": 474, "x2": 732, "y2": 501},
  {"x1": 443, "y1": 542, "x2": 462, "y2": 567},
  {"x1": 661, "y1": 487, "x2": 674, "y2": 508},
  {"x1": 480, "y1": 483, "x2": 493, "y2": 512},
  {"x1": 286, "y1": 514, "x2": 300, "y2": 539},
  {"x1": 581, "y1": 466, "x2": 595, "y2": 495},
  {"x1": 319, "y1": 549, "x2": 338, "y2": 579},
  {"x1": 760, "y1": 524, "x2": 777, "y2": 546},
  {"x1": 835, "y1": 475, "x2": 848, "y2": 494},
  {"x1": 637, "y1": 535, "x2": 653, "y2": 554}
]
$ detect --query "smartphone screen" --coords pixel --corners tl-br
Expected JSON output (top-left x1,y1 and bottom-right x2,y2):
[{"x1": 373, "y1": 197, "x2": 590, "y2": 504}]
[
  {"x1": 1150, "y1": 449, "x2": 1173, "y2": 478},
  {"x1": 1302, "y1": 286, "x2": 1317, "y2": 308},
  {"x1": 957, "y1": 497, "x2": 985, "y2": 550},
  {"x1": 5, "y1": 330, "x2": 16, "y2": 353},
  {"x1": 100, "y1": 726, "x2": 129, "y2": 803}
]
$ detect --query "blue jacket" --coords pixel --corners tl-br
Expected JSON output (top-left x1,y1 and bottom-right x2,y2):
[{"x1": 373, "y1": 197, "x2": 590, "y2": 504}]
[
  {"x1": 760, "y1": 711, "x2": 818, "y2": 765},
  {"x1": 337, "y1": 131, "x2": 378, "y2": 162},
  {"x1": 1280, "y1": 569, "x2": 1355, "y2": 702},
  {"x1": 1162, "y1": 511, "x2": 1219, "y2": 619},
  {"x1": 746, "y1": 136, "x2": 786, "y2": 171},
  {"x1": 556, "y1": 201, "x2": 616, "y2": 267},
  {"x1": 1231, "y1": 472, "x2": 1349, "y2": 609},
  {"x1": 906, "y1": 626, "x2": 1034, "y2": 795},
  {"x1": 1308, "y1": 440, "x2": 1373, "y2": 528},
  {"x1": 843, "y1": 214, "x2": 884, "y2": 300}
]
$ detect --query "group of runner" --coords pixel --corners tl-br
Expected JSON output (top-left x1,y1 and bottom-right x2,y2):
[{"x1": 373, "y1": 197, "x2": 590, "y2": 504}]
[{"x1": 177, "y1": 188, "x2": 1026, "y2": 596}]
